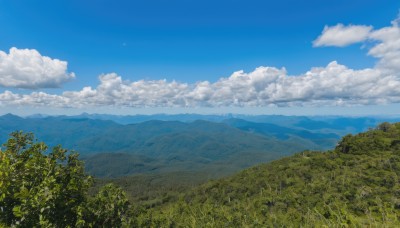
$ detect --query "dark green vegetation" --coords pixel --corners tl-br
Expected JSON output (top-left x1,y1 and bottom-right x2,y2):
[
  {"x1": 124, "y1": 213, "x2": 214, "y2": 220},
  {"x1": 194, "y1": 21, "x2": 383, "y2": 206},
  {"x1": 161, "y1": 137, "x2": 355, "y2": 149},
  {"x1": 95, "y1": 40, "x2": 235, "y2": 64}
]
[
  {"x1": 0, "y1": 132, "x2": 131, "y2": 227},
  {"x1": 90, "y1": 171, "x2": 212, "y2": 208},
  {"x1": 129, "y1": 122, "x2": 400, "y2": 226},
  {"x1": 2, "y1": 122, "x2": 400, "y2": 226}
]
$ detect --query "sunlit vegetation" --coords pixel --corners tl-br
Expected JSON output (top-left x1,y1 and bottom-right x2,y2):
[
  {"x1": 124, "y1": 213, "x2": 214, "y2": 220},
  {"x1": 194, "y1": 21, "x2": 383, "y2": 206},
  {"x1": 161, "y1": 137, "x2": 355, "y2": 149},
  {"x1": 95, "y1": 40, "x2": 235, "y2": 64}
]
[
  {"x1": 1, "y1": 122, "x2": 400, "y2": 226},
  {"x1": 132, "y1": 122, "x2": 400, "y2": 226},
  {"x1": 0, "y1": 132, "x2": 131, "y2": 227}
]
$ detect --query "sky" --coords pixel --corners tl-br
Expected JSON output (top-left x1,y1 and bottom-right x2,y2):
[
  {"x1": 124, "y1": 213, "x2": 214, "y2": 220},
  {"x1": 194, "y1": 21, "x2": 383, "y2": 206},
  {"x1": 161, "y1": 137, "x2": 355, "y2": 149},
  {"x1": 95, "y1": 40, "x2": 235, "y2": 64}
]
[{"x1": 0, "y1": 0, "x2": 400, "y2": 116}]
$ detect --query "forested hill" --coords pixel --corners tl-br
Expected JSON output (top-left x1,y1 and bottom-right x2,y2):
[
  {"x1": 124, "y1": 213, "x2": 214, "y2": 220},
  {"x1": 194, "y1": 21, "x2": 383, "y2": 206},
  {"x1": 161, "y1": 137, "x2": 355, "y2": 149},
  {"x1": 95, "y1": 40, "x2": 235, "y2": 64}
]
[
  {"x1": 132, "y1": 122, "x2": 400, "y2": 227},
  {"x1": 0, "y1": 114, "x2": 328, "y2": 155},
  {"x1": 0, "y1": 114, "x2": 339, "y2": 178},
  {"x1": 1, "y1": 113, "x2": 398, "y2": 179}
]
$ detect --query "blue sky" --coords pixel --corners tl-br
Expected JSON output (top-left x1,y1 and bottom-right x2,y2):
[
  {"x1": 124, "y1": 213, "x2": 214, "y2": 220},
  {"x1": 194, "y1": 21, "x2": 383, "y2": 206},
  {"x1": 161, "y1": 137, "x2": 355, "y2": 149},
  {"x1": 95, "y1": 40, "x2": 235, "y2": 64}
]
[{"x1": 0, "y1": 0, "x2": 400, "y2": 115}]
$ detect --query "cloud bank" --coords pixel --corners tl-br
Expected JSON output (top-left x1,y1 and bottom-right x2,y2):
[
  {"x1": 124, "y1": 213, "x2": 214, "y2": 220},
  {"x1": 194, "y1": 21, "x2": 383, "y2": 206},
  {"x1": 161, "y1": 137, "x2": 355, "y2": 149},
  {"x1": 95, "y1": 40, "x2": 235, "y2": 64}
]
[
  {"x1": 1, "y1": 16, "x2": 400, "y2": 109},
  {"x1": 1, "y1": 61, "x2": 400, "y2": 108},
  {"x1": 0, "y1": 47, "x2": 75, "y2": 89}
]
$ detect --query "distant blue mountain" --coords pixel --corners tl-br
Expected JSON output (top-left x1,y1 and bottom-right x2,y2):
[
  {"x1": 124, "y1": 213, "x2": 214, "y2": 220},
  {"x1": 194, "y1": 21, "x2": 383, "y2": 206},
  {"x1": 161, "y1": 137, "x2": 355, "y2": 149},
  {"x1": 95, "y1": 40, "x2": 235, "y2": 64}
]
[
  {"x1": 2, "y1": 113, "x2": 398, "y2": 177},
  {"x1": 26, "y1": 112, "x2": 399, "y2": 130},
  {"x1": 222, "y1": 118, "x2": 340, "y2": 149}
]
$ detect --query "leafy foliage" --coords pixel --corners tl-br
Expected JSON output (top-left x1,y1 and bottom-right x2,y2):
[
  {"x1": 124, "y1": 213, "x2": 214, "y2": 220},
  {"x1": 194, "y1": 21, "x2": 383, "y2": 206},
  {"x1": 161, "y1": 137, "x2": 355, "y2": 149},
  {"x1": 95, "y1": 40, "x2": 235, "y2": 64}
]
[
  {"x1": 0, "y1": 132, "x2": 130, "y2": 227},
  {"x1": 131, "y1": 122, "x2": 400, "y2": 227},
  {"x1": 83, "y1": 184, "x2": 131, "y2": 227}
]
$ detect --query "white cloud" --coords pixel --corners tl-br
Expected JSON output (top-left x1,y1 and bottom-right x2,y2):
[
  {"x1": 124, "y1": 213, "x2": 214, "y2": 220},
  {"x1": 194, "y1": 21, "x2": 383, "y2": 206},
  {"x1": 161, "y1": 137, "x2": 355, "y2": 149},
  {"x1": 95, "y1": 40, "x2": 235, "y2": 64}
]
[
  {"x1": 0, "y1": 47, "x2": 75, "y2": 89},
  {"x1": 313, "y1": 24, "x2": 373, "y2": 47},
  {"x1": 368, "y1": 20, "x2": 400, "y2": 71},
  {"x1": 2, "y1": 16, "x2": 400, "y2": 109},
  {"x1": 62, "y1": 73, "x2": 190, "y2": 107},
  {"x1": 313, "y1": 16, "x2": 400, "y2": 74},
  {"x1": 1, "y1": 60, "x2": 400, "y2": 108}
]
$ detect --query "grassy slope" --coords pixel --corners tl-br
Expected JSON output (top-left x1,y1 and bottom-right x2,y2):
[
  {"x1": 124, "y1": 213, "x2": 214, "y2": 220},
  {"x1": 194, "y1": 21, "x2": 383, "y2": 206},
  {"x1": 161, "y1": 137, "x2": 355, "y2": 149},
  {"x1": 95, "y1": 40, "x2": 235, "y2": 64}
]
[{"x1": 129, "y1": 122, "x2": 400, "y2": 227}]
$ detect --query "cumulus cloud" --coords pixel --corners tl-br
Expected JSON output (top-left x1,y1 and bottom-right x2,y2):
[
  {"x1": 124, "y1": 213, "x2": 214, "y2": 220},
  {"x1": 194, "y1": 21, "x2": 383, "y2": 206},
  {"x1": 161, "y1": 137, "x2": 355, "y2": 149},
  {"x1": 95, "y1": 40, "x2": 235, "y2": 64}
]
[
  {"x1": 313, "y1": 24, "x2": 373, "y2": 47},
  {"x1": 368, "y1": 20, "x2": 400, "y2": 71},
  {"x1": 1, "y1": 60, "x2": 400, "y2": 108},
  {"x1": 0, "y1": 47, "x2": 75, "y2": 89},
  {"x1": 1, "y1": 16, "x2": 400, "y2": 109},
  {"x1": 313, "y1": 16, "x2": 400, "y2": 73}
]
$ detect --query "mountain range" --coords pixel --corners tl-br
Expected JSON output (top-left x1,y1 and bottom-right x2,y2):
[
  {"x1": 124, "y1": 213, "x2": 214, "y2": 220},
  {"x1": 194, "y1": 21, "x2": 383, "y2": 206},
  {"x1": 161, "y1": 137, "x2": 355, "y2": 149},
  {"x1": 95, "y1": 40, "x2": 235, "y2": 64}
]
[{"x1": 1, "y1": 113, "x2": 398, "y2": 178}]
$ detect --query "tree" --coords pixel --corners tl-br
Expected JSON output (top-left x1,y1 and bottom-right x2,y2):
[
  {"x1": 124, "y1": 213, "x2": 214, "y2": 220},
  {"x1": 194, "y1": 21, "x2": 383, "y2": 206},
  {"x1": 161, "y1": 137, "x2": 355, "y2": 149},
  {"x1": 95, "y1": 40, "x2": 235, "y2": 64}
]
[
  {"x1": 83, "y1": 184, "x2": 131, "y2": 227},
  {"x1": 377, "y1": 122, "x2": 393, "y2": 132},
  {"x1": 0, "y1": 132, "x2": 131, "y2": 227},
  {"x1": 0, "y1": 131, "x2": 91, "y2": 226}
]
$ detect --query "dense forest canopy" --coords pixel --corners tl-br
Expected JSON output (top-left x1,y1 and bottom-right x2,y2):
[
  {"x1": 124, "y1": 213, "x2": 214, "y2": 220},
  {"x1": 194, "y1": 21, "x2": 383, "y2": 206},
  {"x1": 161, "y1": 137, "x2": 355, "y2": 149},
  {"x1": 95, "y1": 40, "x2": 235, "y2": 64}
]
[
  {"x1": 131, "y1": 122, "x2": 400, "y2": 226},
  {"x1": 1, "y1": 122, "x2": 400, "y2": 227}
]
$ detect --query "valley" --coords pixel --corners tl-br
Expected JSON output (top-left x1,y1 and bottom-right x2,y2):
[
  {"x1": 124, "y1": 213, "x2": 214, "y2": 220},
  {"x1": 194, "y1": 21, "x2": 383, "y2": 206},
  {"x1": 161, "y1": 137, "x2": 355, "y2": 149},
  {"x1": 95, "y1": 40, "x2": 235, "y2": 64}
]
[
  {"x1": 2, "y1": 113, "x2": 397, "y2": 179},
  {"x1": 2, "y1": 115, "x2": 400, "y2": 226}
]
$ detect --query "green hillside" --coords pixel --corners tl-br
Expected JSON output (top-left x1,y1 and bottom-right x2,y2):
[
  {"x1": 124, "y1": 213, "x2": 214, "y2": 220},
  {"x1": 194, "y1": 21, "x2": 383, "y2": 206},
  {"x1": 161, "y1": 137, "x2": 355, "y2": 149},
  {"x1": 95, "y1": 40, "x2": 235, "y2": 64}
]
[
  {"x1": 77, "y1": 120, "x2": 302, "y2": 156},
  {"x1": 130, "y1": 122, "x2": 400, "y2": 227},
  {"x1": 3, "y1": 121, "x2": 400, "y2": 226}
]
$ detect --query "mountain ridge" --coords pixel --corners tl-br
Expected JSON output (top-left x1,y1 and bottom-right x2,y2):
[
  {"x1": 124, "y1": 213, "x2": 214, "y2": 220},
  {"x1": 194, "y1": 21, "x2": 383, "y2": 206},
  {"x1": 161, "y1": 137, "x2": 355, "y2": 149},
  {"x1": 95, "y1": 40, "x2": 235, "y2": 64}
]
[
  {"x1": 130, "y1": 122, "x2": 400, "y2": 227},
  {"x1": 2, "y1": 113, "x2": 399, "y2": 178}
]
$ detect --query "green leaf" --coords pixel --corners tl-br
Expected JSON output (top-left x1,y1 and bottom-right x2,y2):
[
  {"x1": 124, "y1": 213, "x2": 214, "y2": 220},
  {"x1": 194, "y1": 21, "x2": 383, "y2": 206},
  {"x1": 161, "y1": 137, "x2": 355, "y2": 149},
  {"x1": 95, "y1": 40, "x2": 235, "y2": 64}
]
[{"x1": 12, "y1": 206, "x2": 22, "y2": 217}]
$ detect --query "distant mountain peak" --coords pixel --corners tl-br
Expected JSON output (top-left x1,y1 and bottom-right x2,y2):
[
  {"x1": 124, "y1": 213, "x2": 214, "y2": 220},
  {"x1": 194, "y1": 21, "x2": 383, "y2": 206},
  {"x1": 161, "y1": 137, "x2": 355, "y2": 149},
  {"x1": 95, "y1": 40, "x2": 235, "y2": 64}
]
[
  {"x1": 26, "y1": 113, "x2": 49, "y2": 119},
  {"x1": 1, "y1": 113, "x2": 23, "y2": 120}
]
